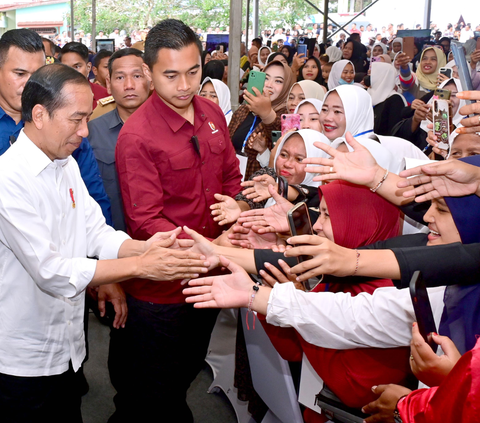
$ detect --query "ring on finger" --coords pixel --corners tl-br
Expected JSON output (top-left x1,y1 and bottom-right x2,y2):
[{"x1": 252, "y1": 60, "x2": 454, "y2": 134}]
[{"x1": 330, "y1": 166, "x2": 334, "y2": 173}]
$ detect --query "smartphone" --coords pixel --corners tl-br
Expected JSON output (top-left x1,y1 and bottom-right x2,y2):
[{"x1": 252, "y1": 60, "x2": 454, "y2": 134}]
[
  {"x1": 451, "y1": 42, "x2": 474, "y2": 103},
  {"x1": 477, "y1": 36, "x2": 480, "y2": 51},
  {"x1": 297, "y1": 44, "x2": 308, "y2": 58},
  {"x1": 247, "y1": 70, "x2": 266, "y2": 97},
  {"x1": 439, "y1": 67, "x2": 452, "y2": 79},
  {"x1": 287, "y1": 202, "x2": 318, "y2": 291},
  {"x1": 281, "y1": 114, "x2": 301, "y2": 135},
  {"x1": 271, "y1": 130, "x2": 282, "y2": 147},
  {"x1": 433, "y1": 88, "x2": 451, "y2": 100},
  {"x1": 409, "y1": 271, "x2": 438, "y2": 353},
  {"x1": 402, "y1": 36, "x2": 415, "y2": 60},
  {"x1": 370, "y1": 56, "x2": 381, "y2": 64},
  {"x1": 475, "y1": 30, "x2": 480, "y2": 40},
  {"x1": 432, "y1": 98, "x2": 451, "y2": 151}
]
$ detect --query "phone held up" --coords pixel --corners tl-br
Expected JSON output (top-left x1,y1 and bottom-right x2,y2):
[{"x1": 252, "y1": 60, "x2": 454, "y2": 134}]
[
  {"x1": 432, "y1": 93, "x2": 451, "y2": 152},
  {"x1": 281, "y1": 113, "x2": 301, "y2": 136},
  {"x1": 287, "y1": 203, "x2": 321, "y2": 291},
  {"x1": 246, "y1": 70, "x2": 266, "y2": 99},
  {"x1": 409, "y1": 271, "x2": 438, "y2": 353}
]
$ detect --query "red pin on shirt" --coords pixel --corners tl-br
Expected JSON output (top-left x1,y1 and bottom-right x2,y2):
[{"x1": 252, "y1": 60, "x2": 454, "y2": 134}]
[{"x1": 69, "y1": 188, "x2": 76, "y2": 209}]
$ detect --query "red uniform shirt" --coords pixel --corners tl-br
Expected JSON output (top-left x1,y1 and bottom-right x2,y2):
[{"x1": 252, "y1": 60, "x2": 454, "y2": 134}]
[{"x1": 116, "y1": 93, "x2": 242, "y2": 303}]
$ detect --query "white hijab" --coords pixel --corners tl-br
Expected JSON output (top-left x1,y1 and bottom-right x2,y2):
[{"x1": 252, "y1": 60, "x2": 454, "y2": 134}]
[
  {"x1": 297, "y1": 80, "x2": 327, "y2": 101},
  {"x1": 266, "y1": 129, "x2": 331, "y2": 207},
  {"x1": 392, "y1": 37, "x2": 403, "y2": 51},
  {"x1": 326, "y1": 46, "x2": 343, "y2": 62},
  {"x1": 368, "y1": 62, "x2": 406, "y2": 107},
  {"x1": 328, "y1": 60, "x2": 355, "y2": 90},
  {"x1": 258, "y1": 46, "x2": 272, "y2": 66},
  {"x1": 326, "y1": 84, "x2": 374, "y2": 138},
  {"x1": 419, "y1": 78, "x2": 466, "y2": 133},
  {"x1": 372, "y1": 42, "x2": 388, "y2": 55},
  {"x1": 294, "y1": 98, "x2": 324, "y2": 115},
  {"x1": 199, "y1": 77, "x2": 232, "y2": 125}
]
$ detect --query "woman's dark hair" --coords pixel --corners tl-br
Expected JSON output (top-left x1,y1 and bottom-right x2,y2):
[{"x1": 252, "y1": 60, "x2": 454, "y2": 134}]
[
  {"x1": 144, "y1": 19, "x2": 202, "y2": 69},
  {"x1": 298, "y1": 56, "x2": 325, "y2": 87},
  {"x1": 280, "y1": 45, "x2": 295, "y2": 64},
  {"x1": 59, "y1": 42, "x2": 89, "y2": 63},
  {"x1": 21, "y1": 63, "x2": 90, "y2": 122},
  {"x1": 343, "y1": 39, "x2": 368, "y2": 73},
  {"x1": 108, "y1": 48, "x2": 144, "y2": 77},
  {"x1": 201, "y1": 49, "x2": 212, "y2": 67},
  {"x1": 202, "y1": 59, "x2": 224, "y2": 81},
  {"x1": 266, "y1": 52, "x2": 288, "y2": 64},
  {"x1": 0, "y1": 28, "x2": 44, "y2": 66}
]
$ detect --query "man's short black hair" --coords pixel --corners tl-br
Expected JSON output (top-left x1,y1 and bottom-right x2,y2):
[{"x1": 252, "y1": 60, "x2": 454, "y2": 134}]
[
  {"x1": 108, "y1": 48, "x2": 144, "y2": 77},
  {"x1": 144, "y1": 19, "x2": 202, "y2": 69},
  {"x1": 22, "y1": 63, "x2": 90, "y2": 122},
  {"x1": 59, "y1": 42, "x2": 89, "y2": 63},
  {"x1": 93, "y1": 49, "x2": 113, "y2": 68},
  {"x1": 0, "y1": 29, "x2": 44, "y2": 67}
]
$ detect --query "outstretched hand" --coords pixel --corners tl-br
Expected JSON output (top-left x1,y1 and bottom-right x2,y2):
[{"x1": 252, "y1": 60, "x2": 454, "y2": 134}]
[
  {"x1": 183, "y1": 256, "x2": 253, "y2": 309},
  {"x1": 237, "y1": 184, "x2": 293, "y2": 233},
  {"x1": 398, "y1": 159, "x2": 480, "y2": 201},
  {"x1": 362, "y1": 384, "x2": 412, "y2": 423},
  {"x1": 228, "y1": 224, "x2": 285, "y2": 249},
  {"x1": 302, "y1": 132, "x2": 382, "y2": 188},
  {"x1": 210, "y1": 193, "x2": 242, "y2": 226},
  {"x1": 241, "y1": 174, "x2": 277, "y2": 202}
]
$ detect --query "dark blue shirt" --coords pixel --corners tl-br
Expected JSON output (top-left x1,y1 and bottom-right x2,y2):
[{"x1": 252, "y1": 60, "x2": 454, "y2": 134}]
[{"x1": 0, "y1": 107, "x2": 23, "y2": 156}]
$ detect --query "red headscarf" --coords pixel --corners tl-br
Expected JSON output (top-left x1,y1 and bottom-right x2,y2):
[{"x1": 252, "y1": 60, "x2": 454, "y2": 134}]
[{"x1": 317, "y1": 180, "x2": 401, "y2": 295}]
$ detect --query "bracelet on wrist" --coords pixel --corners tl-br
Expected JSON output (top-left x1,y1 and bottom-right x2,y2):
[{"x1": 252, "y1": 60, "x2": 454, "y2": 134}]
[
  {"x1": 246, "y1": 283, "x2": 260, "y2": 330},
  {"x1": 370, "y1": 169, "x2": 389, "y2": 193},
  {"x1": 352, "y1": 249, "x2": 360, "y2": 276}
]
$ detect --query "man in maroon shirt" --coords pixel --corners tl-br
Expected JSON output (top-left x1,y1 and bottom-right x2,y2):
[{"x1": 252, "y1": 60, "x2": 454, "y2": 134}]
[
  {"x1": 59, "y1": 42, "x2": 108, "y2": 110},
  {"x1": 111, "y1": 19, "x2": 242, "y2": 422}
]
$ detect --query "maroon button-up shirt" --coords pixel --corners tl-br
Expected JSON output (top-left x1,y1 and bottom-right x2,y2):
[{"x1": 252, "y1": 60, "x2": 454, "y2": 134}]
[{"x1": 116, "y1": 93, "x2": 242, "y2": 303}]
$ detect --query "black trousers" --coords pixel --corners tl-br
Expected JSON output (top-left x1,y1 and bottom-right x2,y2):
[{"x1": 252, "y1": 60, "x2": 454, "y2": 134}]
[
  {"x1": 0, "y1": 363, "x2": 82, "y2": 423},
  {"x1": 108, "y1": 295, "x2": 219, "y2": 423}
]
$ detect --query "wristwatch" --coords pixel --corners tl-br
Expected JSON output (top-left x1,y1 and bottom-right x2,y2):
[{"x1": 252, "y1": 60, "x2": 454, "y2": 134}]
[{"x1": 393, "y1": 409, "x2": 403, "y2": 423}]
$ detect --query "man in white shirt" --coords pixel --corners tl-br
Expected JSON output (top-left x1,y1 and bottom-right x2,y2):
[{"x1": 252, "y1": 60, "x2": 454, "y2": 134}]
[{"x1": 0, "y1": 63, "x2": 210, "y2": 423}]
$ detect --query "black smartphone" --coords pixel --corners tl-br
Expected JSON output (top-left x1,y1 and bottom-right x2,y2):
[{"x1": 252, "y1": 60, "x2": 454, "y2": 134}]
[
  {"x1": 439, "y1": 67, "x2": 452, "y2": 79},
  {"x1": 409, "y1": 271, "x2": 438, "y2": 353},
  {"x1": 271, "y1": 130, "x2": 282, "y2": 147},
  {"x1": 287, "y1": 202, "x2": 318, "y2": 291},
  {"x1": 287, "y1": 202, "x2": 314, "y2": 263}
]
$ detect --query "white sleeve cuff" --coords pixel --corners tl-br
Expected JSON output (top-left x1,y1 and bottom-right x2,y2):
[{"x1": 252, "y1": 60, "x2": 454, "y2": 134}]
[
  {"x1": 68, "y1": 257, "x2": 98, "y2": 298},
  {"x1": 98, "y1": 230, "x2": 131, "y2": 260},
  {"x1": 256, "y1": 149, "x2": 271, "y2": 168}
]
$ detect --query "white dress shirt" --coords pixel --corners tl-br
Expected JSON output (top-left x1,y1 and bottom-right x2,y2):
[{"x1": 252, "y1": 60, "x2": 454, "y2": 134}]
[
  {"x1": 0, "y1": 130, "x2": 130, "y2": 377},
  {"x1": 266, "y1": 282, "x2": 445, "y2": 350}
]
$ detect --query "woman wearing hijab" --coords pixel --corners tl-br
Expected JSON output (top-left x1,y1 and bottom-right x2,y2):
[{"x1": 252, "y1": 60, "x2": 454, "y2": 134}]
[
  {"x1": 325, "y1": 45, "x2": 343, "y2": 63},
  {"x1": 342, "y1": 39, "x2": 368, "y2": 73},
  {"x1": 286, "y1": 80, "x2": 327, "y2": 114},
  {"x1": 392, "y1": 78, "x2": 464, "y2": 150},
  {"x1": 295, "y1": 98, "x2": 324, "y2": 133},
  {"x1": 198, "y1": 77, "x2": 233, "y2": 125},
  {"x1": 280, "y1": 45, "x2": 295, "y2": 65},
  {"x1": 211, "y1": 130, "x2": 330, "y2": 225},
  {"x1": 327, "y1": 59, "x2": 355, "y2": 90},
  {"x1": 229, "y1": 60, "x2": 294, "y2": 180},
  {"x1": 368, "y1": 62, "x2": 407, "y2": 136},
  {"x1": 390, "y1": 37, "x2": 403, "y2": 59},
  {"x1": 258, "y1": 46, "x2": 272, "y2": 67},
  {"x1": 399, "y1": 46, "x2": 447, "y2": 100},
  {"x1": 297, "y1": 56, "x2": 326, "y2": 87},
  {"x1": 247, "y1": 45, "x2": 259, "y2": 70},
  {"x1": 371, "y1": 42, "x2": 388, "y2": 57}
]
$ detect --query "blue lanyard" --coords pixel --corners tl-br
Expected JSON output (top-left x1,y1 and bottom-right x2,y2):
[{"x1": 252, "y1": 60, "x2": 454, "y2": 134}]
[
  {"x1": 241, "y1": 115, "x2": 258, "y2": 153},
  {"x1": 355, "y1": 129, "x2": 374, "y2": 137}
]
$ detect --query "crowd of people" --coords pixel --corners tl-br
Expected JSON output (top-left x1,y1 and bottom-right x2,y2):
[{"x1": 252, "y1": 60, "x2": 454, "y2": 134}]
[{"x1": 0, "y1": 11, "x2": 480, "y2": 423}]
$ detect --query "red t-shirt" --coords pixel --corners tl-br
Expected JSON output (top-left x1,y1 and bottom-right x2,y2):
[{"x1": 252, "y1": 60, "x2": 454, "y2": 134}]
[{"x1": 115, "y1": 93, "x2": 242, "y2": 303}]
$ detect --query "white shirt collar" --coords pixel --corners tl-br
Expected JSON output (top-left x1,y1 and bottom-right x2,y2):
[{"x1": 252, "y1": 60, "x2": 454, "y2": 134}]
[{"x1": 15, "y1": 129, "x2": 71, "y2": 177}]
